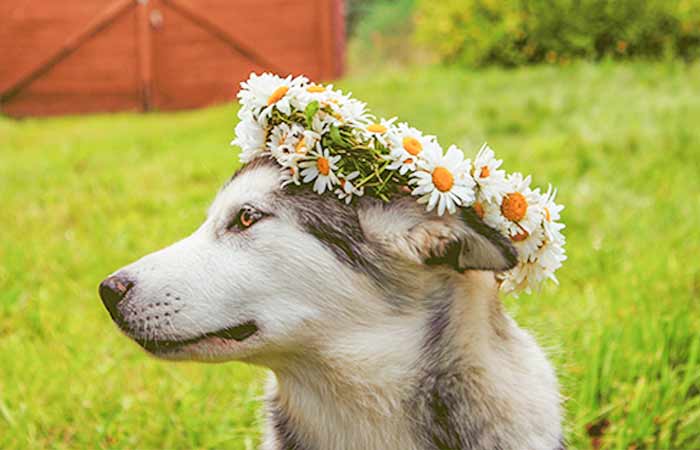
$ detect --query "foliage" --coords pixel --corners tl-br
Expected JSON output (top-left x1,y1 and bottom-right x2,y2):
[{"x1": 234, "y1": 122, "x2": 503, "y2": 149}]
[
  {"x1": 1, "y1": 61, "x2": 700, "y2": 449},
  {"x1": 346, "y1": 0, "x2": 423, "y2": 69},
  {"x1": 414, "y1": 0, "x2": 700, "y2": 67},
  {"x1": 265, "y1": 103, "x2": 410, "y2": 201},
  {"x1": 345, "y1": 0, "x2": 379, "y2": 37}
]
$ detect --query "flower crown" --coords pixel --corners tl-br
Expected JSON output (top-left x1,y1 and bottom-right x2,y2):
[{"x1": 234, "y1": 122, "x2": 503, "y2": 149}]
[{"x1": 231, "y1": 73, "x2": 566, "y2": 295}]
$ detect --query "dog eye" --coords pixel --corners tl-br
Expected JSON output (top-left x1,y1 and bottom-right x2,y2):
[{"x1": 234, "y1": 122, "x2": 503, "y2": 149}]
[{"x1": 230, "y1": 206, "x2": 264, "y2": 230}]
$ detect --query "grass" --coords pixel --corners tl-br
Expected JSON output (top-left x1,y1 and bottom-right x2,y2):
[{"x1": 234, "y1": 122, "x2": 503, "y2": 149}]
[{"x1": 1, "y1": 61, "x2": 699, "y2": 449}]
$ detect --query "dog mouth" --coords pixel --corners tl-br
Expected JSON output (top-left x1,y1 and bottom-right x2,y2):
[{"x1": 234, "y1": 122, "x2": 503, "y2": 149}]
[{"x1": 134, "y1": 321, "x2": 259, "y2": 353}]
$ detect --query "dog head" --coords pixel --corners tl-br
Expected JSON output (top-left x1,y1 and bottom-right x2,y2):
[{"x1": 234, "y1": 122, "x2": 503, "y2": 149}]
[{"x1": 99, "y1": 157, "x2": 517, "y2": 363}]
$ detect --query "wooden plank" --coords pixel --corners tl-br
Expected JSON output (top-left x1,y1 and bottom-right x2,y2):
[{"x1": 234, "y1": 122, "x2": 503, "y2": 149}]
[
  {"x1": 137, "y1": 0, "x2": 153, "y2": 111},
  {"x1": 0, "y1": 0, "x2": 135, "y2": 104},
  {"x1": 317, "y1": 0, "x2": 334, "y2": 80},
  {"x1": 3, "y1": 6, "x2": 141, "y2": 117},
  {"x1": 1, "y1": 0, "x2": 345, "y2": 116},
  {"x1": 0, "y1": 1, "x2": 116, "y2": 92},
  {"x1": 162, "y1": 0, "x2": 284, "y2": 75},
  {"x1": 332, "y1": 0, "x2": 346, "y2": 77},
  {"x1": 150, "y1": 3, "x2": 266, "y2": 110}
]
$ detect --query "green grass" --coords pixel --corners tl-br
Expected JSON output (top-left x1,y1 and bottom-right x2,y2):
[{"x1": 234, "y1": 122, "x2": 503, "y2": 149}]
[{"x1": 1, "y1": 61, "x2": 699, "y2": 449}]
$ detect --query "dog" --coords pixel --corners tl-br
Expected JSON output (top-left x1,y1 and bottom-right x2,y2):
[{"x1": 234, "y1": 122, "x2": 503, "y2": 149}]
[{"x1": 99, "y1": 157, "x2": 564, "y2": 449}]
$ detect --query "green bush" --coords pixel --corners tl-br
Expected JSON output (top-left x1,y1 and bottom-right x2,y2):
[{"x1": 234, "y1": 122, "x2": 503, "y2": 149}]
[
  {"x1": 414, "y1": 0, "x2": 700, "y2": 67},
  {"x1": 347, "y1": 0, "x2": 424, "y2": 69}
]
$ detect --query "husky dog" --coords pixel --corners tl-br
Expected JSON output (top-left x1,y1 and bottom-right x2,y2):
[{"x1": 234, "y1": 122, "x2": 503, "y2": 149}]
[{"x1": 99, "y1": 157, "x2": 564, "y2": 450}]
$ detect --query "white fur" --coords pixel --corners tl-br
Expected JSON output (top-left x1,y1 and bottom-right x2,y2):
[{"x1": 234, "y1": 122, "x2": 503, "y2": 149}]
[{"x1": 109, "y1": 163, "x2": 563, "y2": 449}]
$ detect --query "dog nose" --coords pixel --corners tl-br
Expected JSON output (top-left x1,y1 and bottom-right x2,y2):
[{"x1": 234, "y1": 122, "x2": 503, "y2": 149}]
[{"x1": 99, "y1": 275, "x2": 134, "y2": 323}]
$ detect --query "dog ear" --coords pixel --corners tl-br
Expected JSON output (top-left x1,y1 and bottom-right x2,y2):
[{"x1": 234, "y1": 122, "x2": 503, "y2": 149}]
[
  {"x1": 360, "y1": 198, "x2": 517, "y2": 272},
  {"x1": 422, "y1": 207, "x2": 518, "y2": 272}
]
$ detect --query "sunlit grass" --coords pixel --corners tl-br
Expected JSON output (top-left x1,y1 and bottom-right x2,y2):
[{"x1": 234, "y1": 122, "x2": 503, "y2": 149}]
[{"x1": 1, "y1": 61, "x2": 699, "y2": 449}]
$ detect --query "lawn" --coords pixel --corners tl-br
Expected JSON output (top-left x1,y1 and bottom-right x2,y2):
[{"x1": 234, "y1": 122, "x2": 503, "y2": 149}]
[{"x1": 1, "y1": 61, "x2": 699, "y2": 449}]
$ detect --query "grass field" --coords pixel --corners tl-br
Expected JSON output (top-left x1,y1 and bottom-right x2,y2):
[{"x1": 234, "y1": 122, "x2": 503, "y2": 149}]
[{"x1": 1, "y1": 61, "x2": 699, "y2": 449}]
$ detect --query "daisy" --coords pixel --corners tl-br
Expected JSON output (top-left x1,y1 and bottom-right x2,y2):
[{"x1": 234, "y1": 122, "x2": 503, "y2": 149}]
[
  {"x1": 293, "y1": 130, "x2": 320, "y2": 157},
  {"x1": 299, "y1": 145, "x2": 340, "y2": 194},
  {"x1": 280, "y1": 164, "x2": 302, "y2": 187},
  {"x1": 386, "y1": 123, "x2": 438, "y2": 175},
  {"x1": 291, "y1": 83, "x2": 339, "y2": 111},
  {"x1": 333, "y1": 97, "x2": 372, "y2": 127},
  {"x1": 410, "y1": 145, "x2": 476, "y2": 216},
  {"x1": 232, "y1": 116, "x2": 266, "y2": 163},
  {"x1": 472, "y1": 143, "x2": 508, "y2": 203},
  {"x1": 499, "y1": 261, "x2": 541, "y2": 296},
  {"x1": 493, "y1": 173, "x2": 545, "y2": 236},
  {"x1": 298, "y1": 115, "x2": 327, "y2": 153},
  {"x1": 237, "y1": 73, "x2": 308, "y2": 123},
  {"x1": 335, "y1": 171, "x2": 364, "y2": 204},
  {"x1": 511, "y1": 222, "x2": 545, "y2": 263},
  {"x1": 540, "y1": 185, "x2": 565, "y2": 241},
  {"x1": 535, "y1": 235, "x2": 567, "y2": 283},
  {"x1": 364, "y1": 117, "x2": 397, "y2": 148},
  {"x1": 501, "y1": 232, "x2": 566, "y2": 295},
  {"x1": 267, "y1": 123, "x2": 300, "y2": 152}
]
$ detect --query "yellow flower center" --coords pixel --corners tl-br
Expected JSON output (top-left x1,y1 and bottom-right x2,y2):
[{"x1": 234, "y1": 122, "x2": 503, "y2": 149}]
[
  {"x1": 432, "y1": 166, "x2": 454, "y2": 192},
  {"x1": 501, "y1": 192, "x2": 528, "y2": 222},
  {"x1": 479, "y1": 165, "x2": 490, "y2": 178},
  {"x1": 402, "y1": 137, "x2": 422, "y2": 156},
  {"x1": 473, "y1": 202, "x2": 485, "y2": 219},
  {"x1": 267, "y1": 86, "x2": 289, "y2": 105},
  {"x1": 367, "y1": 123, "x2": 387, "y2": 133},
  {"x1": 511, "y1": 229, "x2": 529, "y2": 242},
  {"x1": 307, "y1": 85, "x2": 325, "y2": 93},
  {"x1": 545, "y1": 207, "x2": 551, "y2": 222},
  {"x1": 295, "y1": 138, "x2": 307, "y2": 154},
  {"x1": 316, "y1": 157, "x2": 330, "y2": 176}
]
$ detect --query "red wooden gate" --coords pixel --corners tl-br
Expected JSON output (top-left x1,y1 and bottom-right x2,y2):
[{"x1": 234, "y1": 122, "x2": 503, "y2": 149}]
[{"x1": 0, "y1": 0, "x2": 345, "y2": 117}]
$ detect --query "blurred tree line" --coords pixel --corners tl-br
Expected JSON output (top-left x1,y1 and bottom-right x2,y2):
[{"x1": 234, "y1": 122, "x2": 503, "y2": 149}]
[{"x1": 345, "y1": 0, "x2": 700, "y2": 67}]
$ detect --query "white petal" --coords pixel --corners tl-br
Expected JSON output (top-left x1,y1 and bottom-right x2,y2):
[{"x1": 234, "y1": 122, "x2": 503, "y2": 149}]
[{"x1": 437, "y1": 194, "x2": 447, "y2": 216}]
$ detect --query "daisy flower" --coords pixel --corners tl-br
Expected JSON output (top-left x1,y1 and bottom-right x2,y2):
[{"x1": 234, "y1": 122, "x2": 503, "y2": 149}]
[
  {"x1": 267, "y1": 123, "x2": 301, "y2": 152},
  {"x1": 281, "y1": 164, "x2": 302, "y2": 187},
  {"x1": 488, "y1": 173, "x2": 545, "y2": 236},
  {"x1": 291, "y1": 83, "x2": 340, "y2": 111},
  {"x1": 364, "y1": 117, "x2": 397, "y2": 148},
  {"x1": 540, "y1": 185, "x2": 565, "y2": 241},
  {"x1": 410, "y1": 145, "x2": 476, "y2": 216},
  {"x1": 535, "y1": 235, "x2": 567, "y2": 283},
  {"x1": 333, "y1": 97, "x2": 372, "y2": 127},
  {"x1": 472, "y1": 143, "x2": 508, "y2": 203},
  {"x1": 270, "y1": 143, "x2": 302, "y2": 170},
  {"x1": 499, "y1": 261, "x2": 542, "y2": 296},
  {"x1": 238, "y1": 73, "x2": 308, "y2": 123},
  {"x1": 500, "y1": 230, "x2": 566, "y2": 295},
  {"x1": 511, "y1": 222, "x2": 545, "y2": 263},
  {"x1": 335, "y1": 171, "x2": 364, "y2": 204},
  {"x1": 299, "y1": 145, "x2": 340, "y2": 194},
  {"x1": 386, "y1": 123, "x2": 438, "y2": 175},
  {"x1": 232, "y1": 116, "x2": 266, "y2": 163},
  {"x1": 293, "y1": 129, "x2": 321, "y2": 157}
]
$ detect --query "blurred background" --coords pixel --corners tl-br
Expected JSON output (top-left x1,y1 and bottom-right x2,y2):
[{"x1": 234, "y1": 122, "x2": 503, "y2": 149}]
[{"x1": 1, "y1": 0, "x2": 699, "y2": 449}]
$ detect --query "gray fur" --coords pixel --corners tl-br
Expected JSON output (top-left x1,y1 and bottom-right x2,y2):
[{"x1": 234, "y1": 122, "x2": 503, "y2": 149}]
[
  {"x1": 103, "y1": 157, "x2": 563, "y2": 450},
  {"x1": 267, "y1": 396, "x2": 309, "y2": 450}
]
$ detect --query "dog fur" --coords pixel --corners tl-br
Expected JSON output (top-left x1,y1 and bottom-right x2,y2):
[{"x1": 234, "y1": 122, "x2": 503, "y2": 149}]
[{"x1": 101, "y1": 157, "x2": 564, "y2": 449}]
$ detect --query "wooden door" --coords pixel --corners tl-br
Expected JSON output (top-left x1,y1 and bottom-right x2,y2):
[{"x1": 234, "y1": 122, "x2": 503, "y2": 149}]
[{"x1": 0, "y1": 0, "x2": 344, "y2": 117}]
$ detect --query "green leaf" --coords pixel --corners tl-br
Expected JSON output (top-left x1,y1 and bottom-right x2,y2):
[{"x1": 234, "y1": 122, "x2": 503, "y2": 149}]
[
  {"x1": 329, "y1": 125, "x2": 350, "y2": 149},
  {"x1": 305, "y1": 101, "x2": 320, "y2": 128}
]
